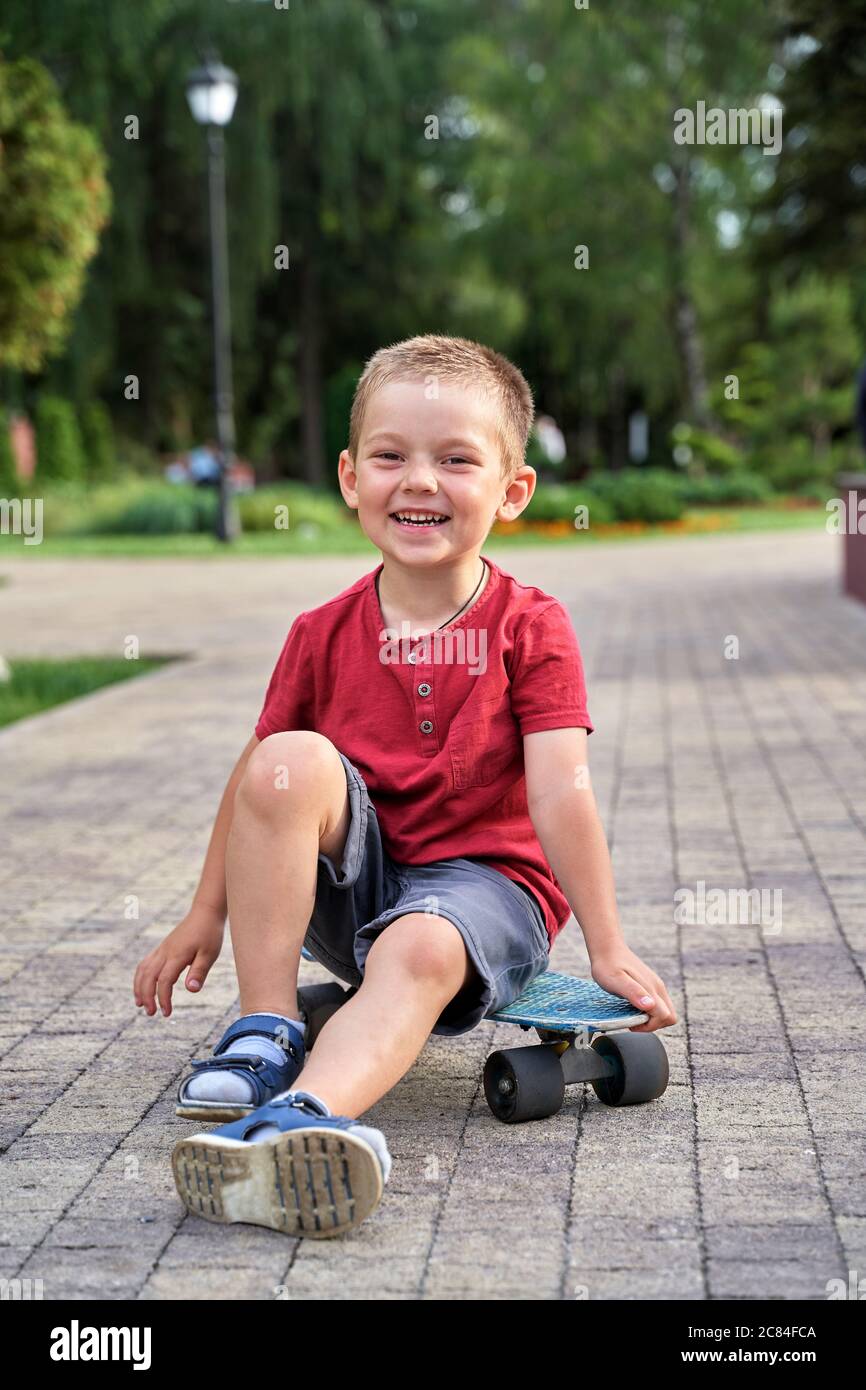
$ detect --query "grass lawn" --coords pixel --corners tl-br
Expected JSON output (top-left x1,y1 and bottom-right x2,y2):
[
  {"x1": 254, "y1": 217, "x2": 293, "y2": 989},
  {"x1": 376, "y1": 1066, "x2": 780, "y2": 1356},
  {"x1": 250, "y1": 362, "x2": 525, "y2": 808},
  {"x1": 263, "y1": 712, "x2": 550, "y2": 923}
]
[
  {"x1": 0, "y1": 504, "x2": 828, "y2": 558},
  {"x1": 0, "y1": 656, "x2": 178, "y2": 729}
]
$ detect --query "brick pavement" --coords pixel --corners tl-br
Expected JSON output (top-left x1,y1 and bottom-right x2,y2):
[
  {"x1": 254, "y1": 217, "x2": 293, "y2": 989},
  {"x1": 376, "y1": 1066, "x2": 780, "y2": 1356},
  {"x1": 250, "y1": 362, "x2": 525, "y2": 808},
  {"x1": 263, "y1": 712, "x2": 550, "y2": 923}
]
[{"x1": 0, "y1": 531, "x2": 864, "y2": 1300}]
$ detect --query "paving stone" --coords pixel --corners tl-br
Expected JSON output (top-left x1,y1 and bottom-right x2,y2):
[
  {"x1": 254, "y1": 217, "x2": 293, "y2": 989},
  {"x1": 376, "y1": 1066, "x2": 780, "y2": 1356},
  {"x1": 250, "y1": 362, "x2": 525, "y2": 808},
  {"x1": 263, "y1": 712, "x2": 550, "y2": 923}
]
[{"x1": 1, "y1": 535, "x2": 863, "y2": 1300}]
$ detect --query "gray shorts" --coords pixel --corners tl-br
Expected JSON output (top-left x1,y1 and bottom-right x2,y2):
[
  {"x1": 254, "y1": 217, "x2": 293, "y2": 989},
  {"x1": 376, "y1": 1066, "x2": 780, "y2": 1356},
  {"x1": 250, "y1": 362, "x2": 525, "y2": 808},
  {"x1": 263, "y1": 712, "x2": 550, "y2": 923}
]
[{"x1": 302, "y1": 750, "x2": 550, "y2": 1036}]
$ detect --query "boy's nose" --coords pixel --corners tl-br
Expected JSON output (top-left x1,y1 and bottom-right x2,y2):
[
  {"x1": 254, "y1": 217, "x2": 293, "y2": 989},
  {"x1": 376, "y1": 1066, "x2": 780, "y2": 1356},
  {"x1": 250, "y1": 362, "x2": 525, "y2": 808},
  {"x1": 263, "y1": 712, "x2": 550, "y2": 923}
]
[{"x1": 402, "y1": 467, "x2": 438, "y2": 487}]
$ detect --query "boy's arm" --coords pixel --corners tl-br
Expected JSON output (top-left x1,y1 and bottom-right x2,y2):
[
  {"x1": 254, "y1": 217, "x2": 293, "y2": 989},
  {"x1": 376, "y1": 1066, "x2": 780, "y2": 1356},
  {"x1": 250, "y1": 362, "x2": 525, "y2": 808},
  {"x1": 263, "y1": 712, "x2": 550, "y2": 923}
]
[
  {"x1": 191, "y1": 731, "x2": 260, "y2": 919},
  {"x1": 524, "y1": 727, "x2": 676, "y2": 1033}
]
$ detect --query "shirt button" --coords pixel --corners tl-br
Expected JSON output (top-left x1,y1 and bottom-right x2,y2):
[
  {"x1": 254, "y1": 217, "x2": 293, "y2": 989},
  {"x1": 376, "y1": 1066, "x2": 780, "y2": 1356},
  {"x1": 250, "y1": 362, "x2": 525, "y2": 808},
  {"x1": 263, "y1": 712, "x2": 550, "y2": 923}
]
[
  {"x1": 419, "y1": 719, "x2": 434, "y2": 734},
  {"x1": 407, "y1": 652, "x2": 417, "y2": 664},
  {"x1": 418, "y1": 683, "x2": 431, "y2": 696}
]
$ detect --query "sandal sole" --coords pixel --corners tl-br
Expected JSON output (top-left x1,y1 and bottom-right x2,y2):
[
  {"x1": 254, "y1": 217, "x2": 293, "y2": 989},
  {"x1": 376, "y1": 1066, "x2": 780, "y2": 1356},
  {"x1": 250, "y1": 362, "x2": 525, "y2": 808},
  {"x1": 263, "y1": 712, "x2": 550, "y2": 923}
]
[
  {"x1": 175, "y1": 1102, "x2": 256, "y2": 1123},
  {"x1": 171, "y1": 1128, "x2": 383, "y2": 1238}
]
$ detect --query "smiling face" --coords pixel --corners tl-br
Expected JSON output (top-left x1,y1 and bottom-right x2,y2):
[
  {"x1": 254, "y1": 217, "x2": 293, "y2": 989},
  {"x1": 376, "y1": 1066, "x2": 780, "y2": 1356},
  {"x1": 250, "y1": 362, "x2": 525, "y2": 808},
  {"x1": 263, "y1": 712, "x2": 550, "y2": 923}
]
[{"x1": 338, "y1": 378, "x2": 536, "y2": 562}]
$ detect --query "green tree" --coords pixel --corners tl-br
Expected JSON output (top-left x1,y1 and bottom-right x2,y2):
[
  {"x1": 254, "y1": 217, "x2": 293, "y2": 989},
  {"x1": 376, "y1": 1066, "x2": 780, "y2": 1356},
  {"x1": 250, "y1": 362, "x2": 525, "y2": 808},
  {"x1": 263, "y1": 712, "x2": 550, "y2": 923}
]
[
  {"x1": 4, "y1": 0, "x2": 847, "y2": 490},
  {"x1": 728, "y1": 275, "x2": 859, "y2": 484},
  {"x1": 1, "y1": 1, "x2": 485, "y2": 479},
  {"x1": 758, "y1": 1, "x2": 866, "y2": 277},
  {"x1": 450, "y1": 0, "x2": 778, "y2": 467},
  {"x1": 0, "y1": 54, "x2": 110, "y2": 374}
]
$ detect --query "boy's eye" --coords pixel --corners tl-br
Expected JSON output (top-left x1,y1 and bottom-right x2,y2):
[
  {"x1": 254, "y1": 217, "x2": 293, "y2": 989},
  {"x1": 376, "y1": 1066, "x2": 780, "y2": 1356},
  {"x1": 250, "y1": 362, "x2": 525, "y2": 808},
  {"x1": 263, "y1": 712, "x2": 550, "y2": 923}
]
[{"x1": 374, "y1": 452, "x2": 471, "y2": 464}]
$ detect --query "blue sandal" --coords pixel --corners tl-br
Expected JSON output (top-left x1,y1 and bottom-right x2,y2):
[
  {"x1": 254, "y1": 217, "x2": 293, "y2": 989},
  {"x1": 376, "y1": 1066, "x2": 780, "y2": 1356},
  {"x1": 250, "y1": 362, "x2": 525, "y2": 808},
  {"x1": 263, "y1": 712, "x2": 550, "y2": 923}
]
[
  {"x1": 172, "y1": 1091, "x2": 390, "y2": 1237},
  {"x1": 175, "y1": 1013, "x2": 306, "y2": 1122}
]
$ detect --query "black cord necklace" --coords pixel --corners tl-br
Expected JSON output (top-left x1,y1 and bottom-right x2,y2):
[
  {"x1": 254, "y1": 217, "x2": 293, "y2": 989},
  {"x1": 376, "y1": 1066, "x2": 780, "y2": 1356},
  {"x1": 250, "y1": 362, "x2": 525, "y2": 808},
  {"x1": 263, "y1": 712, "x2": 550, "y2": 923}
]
[{"x1": 376, "y1": 558, "x2": 487, "y2": 637}]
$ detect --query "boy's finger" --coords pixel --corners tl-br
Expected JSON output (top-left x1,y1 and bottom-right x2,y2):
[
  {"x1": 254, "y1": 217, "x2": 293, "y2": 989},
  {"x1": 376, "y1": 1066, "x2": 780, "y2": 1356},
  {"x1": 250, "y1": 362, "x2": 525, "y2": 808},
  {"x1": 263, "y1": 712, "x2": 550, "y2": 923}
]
[
  {"x1": 649, "y1": 975, "x2": 677, "y2": 1020},
  {"x1": 601, "y1": 971, "x2": 657, "y2": 1014},
  {"x1": 186, "y1": 949, "x2": 217, "y2": 991},
  {"x1": 626, "y1": 978, "x2": 657, "y2": 1011},
  {"x1": 632, "y1": 997, "x2": 676, "y2": 1032},
  {"x1": 156, "y1": 964, "x2": 180, "y2": 1017},
  {"x1": 617, "y1": 976, "x2": 674, "y2": 1030},
  {"x1": 659, "y1": 988, "x2": 677, "y2": 1020},
  {"x1": 135, "y1": 950, "x2": 166, "y2": 1013},
  {"x1": 133, "y1": 957, "x2": 150, "y2": 1005},
  {"x1": 595, "y1": 971, "x2": 674, "y2": 1031},
  {"x1": 136, "y1": 964, "x2": 159, "y2": 1016},
  {"x1": 634, "y1": 977, "x2": 676, "y2": 1022}
]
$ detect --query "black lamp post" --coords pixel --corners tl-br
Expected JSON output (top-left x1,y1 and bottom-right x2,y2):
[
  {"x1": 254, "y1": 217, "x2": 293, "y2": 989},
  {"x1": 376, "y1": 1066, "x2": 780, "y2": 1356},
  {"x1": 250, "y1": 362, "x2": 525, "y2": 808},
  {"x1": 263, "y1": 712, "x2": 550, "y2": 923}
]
[{"x1": 185, "y1": 55, "x2": 241, "y2": 542}]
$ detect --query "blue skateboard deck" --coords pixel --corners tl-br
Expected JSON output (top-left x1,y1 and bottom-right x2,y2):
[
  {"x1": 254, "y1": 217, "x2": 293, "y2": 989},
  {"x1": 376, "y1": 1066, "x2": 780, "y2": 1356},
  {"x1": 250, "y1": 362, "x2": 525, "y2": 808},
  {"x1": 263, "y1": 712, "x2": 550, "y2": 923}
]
[{"x1": 489, "y1": 970, "x2": 649, "y2": 1033}]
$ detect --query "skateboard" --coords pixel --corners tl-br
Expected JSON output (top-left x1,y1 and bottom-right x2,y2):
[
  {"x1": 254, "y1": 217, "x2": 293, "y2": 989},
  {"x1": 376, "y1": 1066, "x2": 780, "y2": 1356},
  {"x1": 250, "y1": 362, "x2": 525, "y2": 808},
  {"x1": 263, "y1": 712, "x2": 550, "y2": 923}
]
[
  {"x1": 297, "y1": 956, "x2": 669, "y2": 1126},
  {"x1": 484, "y1": 969, "x2": 669, "y2": 1123}
]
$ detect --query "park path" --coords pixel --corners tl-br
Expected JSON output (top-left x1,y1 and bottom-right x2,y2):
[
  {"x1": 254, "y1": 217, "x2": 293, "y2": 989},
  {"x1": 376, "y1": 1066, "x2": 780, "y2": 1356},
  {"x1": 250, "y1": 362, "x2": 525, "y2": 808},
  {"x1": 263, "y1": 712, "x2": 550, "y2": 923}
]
[{"x1": 1, "y1": 530, "x2": 864, "y2": 1300}]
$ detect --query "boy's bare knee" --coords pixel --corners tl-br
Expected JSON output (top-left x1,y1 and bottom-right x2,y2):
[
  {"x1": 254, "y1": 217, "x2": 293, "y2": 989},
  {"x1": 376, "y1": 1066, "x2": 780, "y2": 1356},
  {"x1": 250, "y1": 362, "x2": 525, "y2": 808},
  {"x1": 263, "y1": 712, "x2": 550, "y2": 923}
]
[
  {"x1": 239, "y1": 731, "x2": 341, "y2": 818},
  {"x1": 366, "y1": 913, "x2": 473, "y2": 994}
]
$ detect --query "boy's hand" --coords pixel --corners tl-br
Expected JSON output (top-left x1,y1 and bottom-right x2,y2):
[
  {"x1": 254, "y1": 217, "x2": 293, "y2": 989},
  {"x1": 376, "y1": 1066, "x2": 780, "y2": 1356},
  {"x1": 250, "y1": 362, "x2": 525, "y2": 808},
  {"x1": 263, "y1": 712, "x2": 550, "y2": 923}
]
[
  {"x1": 590, "y1": 945, "x2": 677, "y2": 1033},
  {"x1": 133, "y1": 903, "x2": 225, "y2": 1019}
]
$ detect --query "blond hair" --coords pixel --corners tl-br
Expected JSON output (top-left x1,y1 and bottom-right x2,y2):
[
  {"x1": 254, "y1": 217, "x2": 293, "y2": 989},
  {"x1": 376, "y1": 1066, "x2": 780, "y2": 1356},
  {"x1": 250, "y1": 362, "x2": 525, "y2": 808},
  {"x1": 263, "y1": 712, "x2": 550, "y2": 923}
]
[{"x1": 348, "y1": 334, "x2": 534, "y2": 485}]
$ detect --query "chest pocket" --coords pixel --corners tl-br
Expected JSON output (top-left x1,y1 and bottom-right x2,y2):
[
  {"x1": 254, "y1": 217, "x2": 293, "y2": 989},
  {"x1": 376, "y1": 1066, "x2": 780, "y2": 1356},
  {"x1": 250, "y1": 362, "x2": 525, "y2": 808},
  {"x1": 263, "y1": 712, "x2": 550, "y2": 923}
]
[{"x1": 449, "y1": 696, "x2": 521, "y2": 790}]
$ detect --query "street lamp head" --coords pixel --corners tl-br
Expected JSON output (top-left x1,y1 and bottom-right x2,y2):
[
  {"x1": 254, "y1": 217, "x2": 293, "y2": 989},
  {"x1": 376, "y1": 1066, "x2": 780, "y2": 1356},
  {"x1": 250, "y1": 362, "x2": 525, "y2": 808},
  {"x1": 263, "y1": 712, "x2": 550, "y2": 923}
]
[{"x1": 185, "y1": 58, "x2": 238, "y2": 127}]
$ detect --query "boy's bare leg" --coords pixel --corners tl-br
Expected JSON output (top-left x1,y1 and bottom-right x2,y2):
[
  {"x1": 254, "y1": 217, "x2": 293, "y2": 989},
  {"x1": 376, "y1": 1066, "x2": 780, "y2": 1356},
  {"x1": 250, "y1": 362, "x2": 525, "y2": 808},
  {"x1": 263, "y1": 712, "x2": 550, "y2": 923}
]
[
  {"x1": 286, "y1": 913, "x2": 475, "y2": 1119},
  {"x1": 226, "y1": 728, "x2": 478, "y2": 1118},
  {"x1": 225, "y1": 730, "x2": 357, "y2": 1020}
]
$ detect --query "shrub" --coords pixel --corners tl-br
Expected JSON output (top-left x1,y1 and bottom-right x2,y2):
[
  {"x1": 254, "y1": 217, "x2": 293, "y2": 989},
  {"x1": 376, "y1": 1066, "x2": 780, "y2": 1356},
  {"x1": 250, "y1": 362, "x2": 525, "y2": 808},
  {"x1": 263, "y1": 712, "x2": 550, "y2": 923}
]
[
  {"x1": 238, "y1": 483, "x2": 351, "y2": 533},
  {"x1": 80, "y1": 401, "x2": 116, "y2": 482},
  {"x1": 583, "y1": 468, "x2": 685, "y2": 523},
  {"x1": 35, "y1": 396, "x2": 85, "y2": 482},
  {"x1": 526, "y1": 484, "x2": 615, "y2": 526},
  {"x1": 617, "y1": 472, "x2": 684, "y2": 522},
  {"x1": 84, "y1": 481, "x2": 218, "y2": 535},
  {"x1": 795, "y1": 481, "x2": 835, "y2": 503},
  {"x1": 750, "y1": 438, "x2": 838, "y2": 492},
  {"x1": 677, "y1": 471, "x2": 774, "y2": 506},
  {"x1": 36, "y1": 479, "x2": 93, "y2": 536},
  {"x1": 32, "y1": 478, "x2": 352, "y2": 537},
  {"x1": 116, "y1": 435, "x2": 163, "y2": 476},
  {"x1": 671, "y1": 423, "x2": 745, "y2": 473},
  {"x1": 0, "y1": 408, "x2": 20, "y2": 497}
]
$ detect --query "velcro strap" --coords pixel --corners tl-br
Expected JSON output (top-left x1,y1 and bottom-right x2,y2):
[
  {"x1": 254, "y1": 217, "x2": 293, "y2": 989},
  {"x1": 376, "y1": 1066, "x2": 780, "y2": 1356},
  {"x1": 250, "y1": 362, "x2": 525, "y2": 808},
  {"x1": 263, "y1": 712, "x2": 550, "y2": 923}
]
[
  {"x1": 189, "y1": 1054, "x2": 268, "y2": 1073},
  {"x1": 213, "y1": 1014, "x2": 304, "y2": 1057}
]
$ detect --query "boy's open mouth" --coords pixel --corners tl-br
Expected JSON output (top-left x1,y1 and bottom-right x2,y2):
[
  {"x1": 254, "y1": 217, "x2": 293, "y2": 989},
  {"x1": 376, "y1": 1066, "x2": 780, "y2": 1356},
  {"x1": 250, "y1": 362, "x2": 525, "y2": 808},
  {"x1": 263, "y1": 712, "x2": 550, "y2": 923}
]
[{"x1": 388, "y1": 511, "x2": 451, "y2": 529}]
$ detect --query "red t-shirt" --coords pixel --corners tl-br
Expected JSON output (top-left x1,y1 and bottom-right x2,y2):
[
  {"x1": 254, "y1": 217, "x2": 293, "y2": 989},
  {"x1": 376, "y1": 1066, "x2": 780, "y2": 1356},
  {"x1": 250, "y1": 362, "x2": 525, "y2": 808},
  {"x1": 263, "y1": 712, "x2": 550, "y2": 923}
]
[{"x1": 254, "y1": 555, "x2": 593, "y2": 946}]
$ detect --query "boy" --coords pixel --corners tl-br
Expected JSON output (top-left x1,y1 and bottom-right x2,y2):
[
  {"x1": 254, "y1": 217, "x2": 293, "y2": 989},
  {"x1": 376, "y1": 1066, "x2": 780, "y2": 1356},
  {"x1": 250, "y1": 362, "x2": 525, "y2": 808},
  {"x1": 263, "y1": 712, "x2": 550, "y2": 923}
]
[{"x1": 133, "y1": 334, "x2": 676, "y2": 1239}]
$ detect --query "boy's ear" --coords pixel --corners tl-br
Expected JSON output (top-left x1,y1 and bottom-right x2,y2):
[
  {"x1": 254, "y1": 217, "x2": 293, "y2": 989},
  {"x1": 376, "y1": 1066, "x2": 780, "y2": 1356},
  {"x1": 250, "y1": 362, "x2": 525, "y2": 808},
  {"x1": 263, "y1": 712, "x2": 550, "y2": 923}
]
[
  {"x1": 499, "y1": 463, "x2": 536, "y2": 519},
  {"x1": 337, "y1": 448, "x2": 359, "y2": 506}
]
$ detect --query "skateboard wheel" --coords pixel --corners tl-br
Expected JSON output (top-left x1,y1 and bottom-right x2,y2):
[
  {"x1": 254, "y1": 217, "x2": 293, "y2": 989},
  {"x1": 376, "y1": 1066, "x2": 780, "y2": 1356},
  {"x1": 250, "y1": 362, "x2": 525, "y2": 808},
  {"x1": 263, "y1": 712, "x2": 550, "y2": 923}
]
[
  {"x1": 483, "y1": 1045, "x2": 566, "y2": 1123},
  {"x1": 297, "y1": 982, "x2": 354, "y2": 1050},
  {"x1": 589, "y1": 1031, "x2": 669, "y2": 1106}
]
